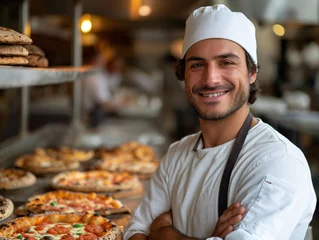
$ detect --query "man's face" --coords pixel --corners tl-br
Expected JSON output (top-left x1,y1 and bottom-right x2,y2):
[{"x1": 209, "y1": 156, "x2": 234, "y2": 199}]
[{"x1": 184, "y1": 39, "x2": 256, "y2": 121}]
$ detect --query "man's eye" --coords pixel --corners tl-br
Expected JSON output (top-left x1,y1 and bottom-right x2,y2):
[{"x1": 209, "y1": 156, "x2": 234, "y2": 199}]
[
  {"x1": 220, "y1": 61, "x2": 233, "y2": 66},
  {"x1": 191, "y1": 63, "x2": 204, "y2": 68}
]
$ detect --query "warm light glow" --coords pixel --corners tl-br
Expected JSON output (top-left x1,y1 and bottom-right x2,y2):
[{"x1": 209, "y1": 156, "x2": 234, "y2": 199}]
[
  {"x1": 130, "y1": 0, "x2": 142, "y2": 20},
  {"x1": 273, "y1": 24, "x2": 285, "y2": 36},
  {"x1": 81, "y1": 19, "x2": 92, "y2": 33},
  {"x1": 139, "y1": 5, "x2": 151, "y2": 16}
]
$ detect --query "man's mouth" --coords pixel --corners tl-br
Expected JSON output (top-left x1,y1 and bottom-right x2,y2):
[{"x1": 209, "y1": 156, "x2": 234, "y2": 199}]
[{"x1": 199, "y1": 91, "x2": 228, "y2": 98}]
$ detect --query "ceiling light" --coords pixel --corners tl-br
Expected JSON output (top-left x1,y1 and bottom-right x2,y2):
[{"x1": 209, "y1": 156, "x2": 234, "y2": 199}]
[
  {"x1": 273, "y1": 24, "x2": 285, "y2": 37},
  {"x1": 81, "y1": 14, "x2": 92, "y2": 33},
  {"x1": 139, "y1": 5, "x2": 151, "y2": 17}
]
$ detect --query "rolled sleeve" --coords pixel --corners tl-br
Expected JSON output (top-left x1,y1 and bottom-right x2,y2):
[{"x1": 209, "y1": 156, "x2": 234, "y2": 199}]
[{"x1": 124, "y1": 154, "x2": 171, "y2": 240}]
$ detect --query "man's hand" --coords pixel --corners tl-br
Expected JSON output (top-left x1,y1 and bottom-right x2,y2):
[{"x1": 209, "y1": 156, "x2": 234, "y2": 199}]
[
  {"x1": 211, "y1": 202, "x2": 246, "y2": 238},
  {"x1": 149, "y1": 210, "x2": 173, "y2": 239}
]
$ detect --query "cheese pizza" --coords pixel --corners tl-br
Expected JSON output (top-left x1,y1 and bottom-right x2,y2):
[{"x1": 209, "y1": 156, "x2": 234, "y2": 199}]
[
  {"x1": 0, "y1": 213, "x2": 122, "y2": 240},
  {"x1": 51, "y1": 171, "x2": 140, "y2": 193},
  {"x1": 0, "y1": 168, "x2": 36, "y2": 190},
  {"x1": 16, "y1": 191, "x2": 130, "y2": 216}
]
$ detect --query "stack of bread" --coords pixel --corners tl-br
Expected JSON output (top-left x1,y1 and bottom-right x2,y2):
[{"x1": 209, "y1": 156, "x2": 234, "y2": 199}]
[
  {"x1": 0, "y1": 26, "x2": 48, "y2": 67},
  {"x1": 24, "y1": 44, "x2": 49, "y2": 68}
]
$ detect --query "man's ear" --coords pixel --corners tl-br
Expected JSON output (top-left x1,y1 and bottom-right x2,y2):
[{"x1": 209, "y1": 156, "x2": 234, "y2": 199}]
[{"x1": 249, "y1": 71, "x2": 257, "y2": 84}]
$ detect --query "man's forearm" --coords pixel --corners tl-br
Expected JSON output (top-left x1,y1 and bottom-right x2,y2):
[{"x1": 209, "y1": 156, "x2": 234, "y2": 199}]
[
  {"x1": 128, "y1": 233, "x2": 149, "y2": 240},
  {"x1": 152, "y1": 226, "x2": 203, "y2": 240}
]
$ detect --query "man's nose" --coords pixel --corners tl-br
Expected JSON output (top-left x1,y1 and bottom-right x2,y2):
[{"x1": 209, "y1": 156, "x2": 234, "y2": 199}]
[{"x1": 205, "y1": 64, "x2": 221, "y2": 84}]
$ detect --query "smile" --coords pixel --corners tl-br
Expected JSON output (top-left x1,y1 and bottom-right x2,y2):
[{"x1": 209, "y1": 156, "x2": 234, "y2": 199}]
[{"x1": 199, "y1": 91, "x2": 227, "y2": 98}]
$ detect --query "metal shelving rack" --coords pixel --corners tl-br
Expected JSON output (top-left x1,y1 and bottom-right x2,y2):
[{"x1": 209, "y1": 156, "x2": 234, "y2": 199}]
[{"x1": 0, "y1": 0, "x2": 93, "y2": 163}]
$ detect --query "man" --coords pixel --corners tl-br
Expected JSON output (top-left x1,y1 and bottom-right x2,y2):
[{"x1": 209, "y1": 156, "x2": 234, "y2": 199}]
[
  {"x1": 125, "y1": 4, "x2": 316, "y2": 240},
  {"x1": 82, "y1": 48, "x2": 124, "y2": 128}
]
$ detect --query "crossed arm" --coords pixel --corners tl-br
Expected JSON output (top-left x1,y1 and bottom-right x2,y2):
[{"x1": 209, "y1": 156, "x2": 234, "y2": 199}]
[{"x1": 129, "y1": 203, "x2": 245, "y2": 240}]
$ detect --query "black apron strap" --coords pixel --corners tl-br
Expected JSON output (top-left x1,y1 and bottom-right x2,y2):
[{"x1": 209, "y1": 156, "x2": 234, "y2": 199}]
[{"x1": 218, "y1": 113, "x2": 253, "y2": 217}]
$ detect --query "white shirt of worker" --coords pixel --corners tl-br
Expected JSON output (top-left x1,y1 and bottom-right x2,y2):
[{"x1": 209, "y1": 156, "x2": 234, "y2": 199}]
[
  {"x1": 82, "y1": 71, "x2": 112, "y2": 111},
  {"x1": 124, "y1": 119, "x2": 316, "y2": 240}
]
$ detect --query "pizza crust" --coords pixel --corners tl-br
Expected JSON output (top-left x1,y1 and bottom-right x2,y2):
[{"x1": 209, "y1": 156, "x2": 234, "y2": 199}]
[
  {"x1": 0, "y1": 168, "x2": 36, "y2": 190},
  {"x1": 0, "y1": 197, "x2": 14, "y2": 222}
]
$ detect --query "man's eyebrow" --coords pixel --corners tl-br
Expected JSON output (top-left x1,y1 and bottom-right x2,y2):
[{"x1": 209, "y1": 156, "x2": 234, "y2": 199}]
[
  {"x1": 186, "y1": 53, "x2": 240, "y2": 62},
  {"x1": 215, "y1": 53, "x2": 240, "y2": 60},
  {"x1": 186, "y1": 56, "x2": 205, "y2": 62}
]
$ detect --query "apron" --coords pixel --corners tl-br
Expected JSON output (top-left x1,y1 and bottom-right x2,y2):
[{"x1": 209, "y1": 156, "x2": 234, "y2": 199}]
[{"x1": 193, "y1": 113, "x2": 253, "y2": 217}]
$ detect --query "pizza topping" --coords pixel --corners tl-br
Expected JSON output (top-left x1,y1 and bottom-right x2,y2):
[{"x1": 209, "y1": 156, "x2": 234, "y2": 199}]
[
  {"x1": 83, "y1": 226, "x2": 103, "y2": 237},
  {"x1": 72, "y1": 224, "x2": 82, "y2": 228},
  {"x1": 60, "y1": 235, "x2": 75, "y2": 240},
  {"x1": 47, "y1": 225, "x2": 70, "y2": 235},
  {"x1": 78, "y1": 233, "x2": 98, "y2": 240}
]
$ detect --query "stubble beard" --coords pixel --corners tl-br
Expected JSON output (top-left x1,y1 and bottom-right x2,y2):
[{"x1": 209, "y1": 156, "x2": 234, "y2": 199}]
[{"x1": 186, "y1": 84, "x2": 249, "y2": 121}]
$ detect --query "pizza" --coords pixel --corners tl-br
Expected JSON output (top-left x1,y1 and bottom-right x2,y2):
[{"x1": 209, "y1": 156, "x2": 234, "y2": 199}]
[
  {"x1": 94, "y1": 142, "x2": 159, "y2": 178},
  {"x1": 16, "y1": 191, "x2": 130, "y2": 216},
  {"x1": 0, "y1": 197, "x2": 14, "y2": 222},
  {"x1": 96, "y1": 141, "x2": 157, "y2": 162},
  {"x1": 43, "y1": 147, "x2": 94, "y2": 162},
  {"x1": 0, "y1": 168, "x2": 36, "y2": 190},
  {"x1": 51, "y1": 171, "x2": 141, "y2": 193},
  {"x1": 15, "y1": 148, "x2": 81, "y2": 175},
  {"x1": 95, "y1": 158, "x2": 159, "y2": 179},
  {"x1": 0, "y1": 213, "x2": 122, "y2": 240}
]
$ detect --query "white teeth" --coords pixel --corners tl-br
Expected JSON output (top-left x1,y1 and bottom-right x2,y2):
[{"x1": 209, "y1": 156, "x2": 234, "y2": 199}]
[{"x1": 201, "y1": 91, "x2": 226, "y2": 97}]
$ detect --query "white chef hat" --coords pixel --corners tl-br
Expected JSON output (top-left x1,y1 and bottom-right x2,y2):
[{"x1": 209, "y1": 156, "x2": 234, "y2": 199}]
[{"x1": 182, "y1": 4, "x2": 258, "y2": 65}]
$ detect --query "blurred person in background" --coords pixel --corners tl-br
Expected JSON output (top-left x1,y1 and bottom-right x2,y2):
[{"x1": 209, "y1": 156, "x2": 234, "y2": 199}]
[
  {"x1": 125, "y1": 4, "x2": 316, "y2": 240},
  {"x1": 82, "y1": 47, "x2": 125, "y2": 128}
]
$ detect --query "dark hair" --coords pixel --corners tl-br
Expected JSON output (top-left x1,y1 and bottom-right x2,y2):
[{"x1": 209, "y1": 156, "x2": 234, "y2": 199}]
[{"x1": 175, "y1": 51, "x2": 261, "y2": 104}]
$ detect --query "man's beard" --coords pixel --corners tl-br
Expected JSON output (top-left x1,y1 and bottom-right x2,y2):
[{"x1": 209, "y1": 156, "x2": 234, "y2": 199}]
[{"x1": 187, "y1": 84, "x2": 249, "y2": 121}]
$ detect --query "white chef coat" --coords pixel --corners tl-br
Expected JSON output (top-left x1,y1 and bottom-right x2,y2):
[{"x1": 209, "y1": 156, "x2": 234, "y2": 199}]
[{"x1": 124, "y1": 119, "x2": 316, "y2": 240}]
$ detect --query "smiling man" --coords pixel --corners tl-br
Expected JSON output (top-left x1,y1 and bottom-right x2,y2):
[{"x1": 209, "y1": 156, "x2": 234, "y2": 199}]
[{"x1": 124, "y1": 4, "x2": 316, "y2": 240}]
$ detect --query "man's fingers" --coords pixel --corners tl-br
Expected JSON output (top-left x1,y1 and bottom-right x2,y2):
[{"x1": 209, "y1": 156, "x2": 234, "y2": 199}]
[
  {"x1": 213, "y1": 215, "x2": 243, "y2": 236},
  {"x1": 219, "y1": 206, "x2": 245, "y2": 223},
  {"x1": 223, "y1": 202, "x2": 240, "y2": 215},
  {"x1": 219, "y1": 226, "x2": 234, "y2": 239}
]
